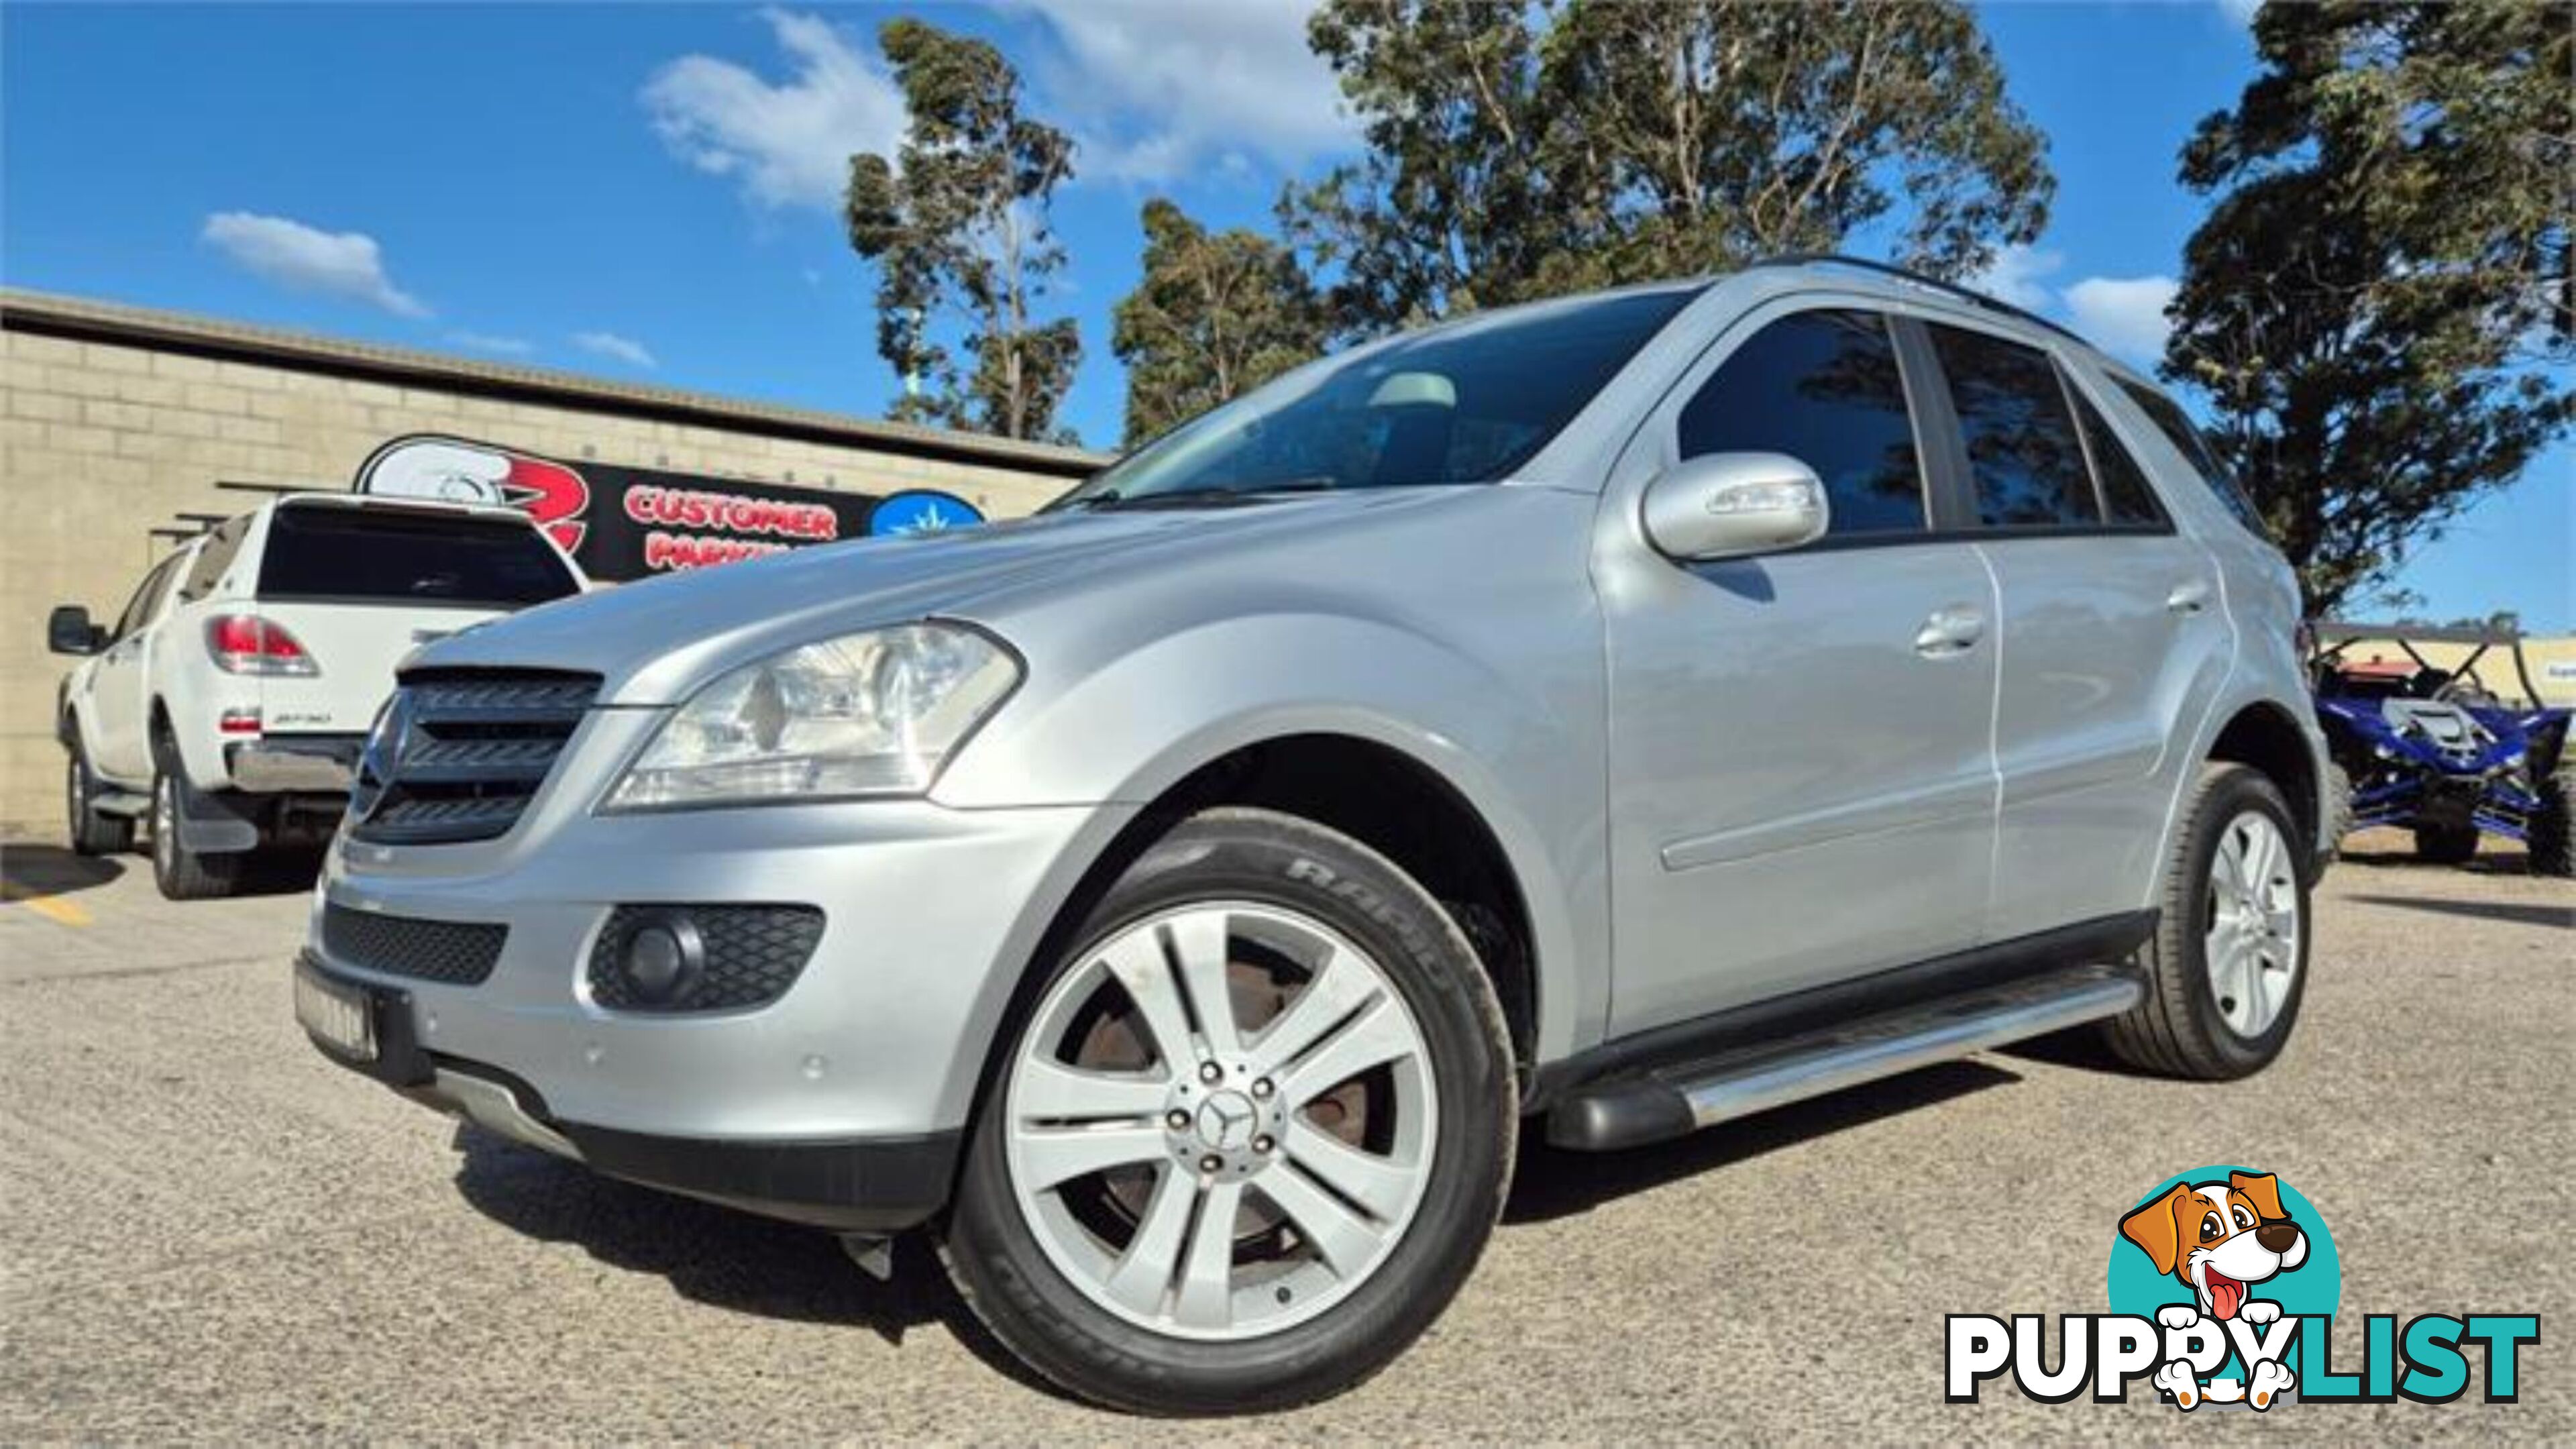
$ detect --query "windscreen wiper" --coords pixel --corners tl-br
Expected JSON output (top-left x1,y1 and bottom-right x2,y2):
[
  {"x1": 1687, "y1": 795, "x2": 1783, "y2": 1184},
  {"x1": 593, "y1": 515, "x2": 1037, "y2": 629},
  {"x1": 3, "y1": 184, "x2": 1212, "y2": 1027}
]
[{"x1": 1065, "y1": 479, "x2": 1340, "y2": 512}]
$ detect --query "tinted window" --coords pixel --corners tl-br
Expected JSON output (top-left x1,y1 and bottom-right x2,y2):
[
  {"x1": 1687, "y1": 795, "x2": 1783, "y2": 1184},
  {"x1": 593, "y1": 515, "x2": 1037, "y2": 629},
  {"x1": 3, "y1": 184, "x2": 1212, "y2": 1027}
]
[
  {"x1": 1678, "y1": 309, "x2": 1925, "y2": 535},
  {"x1": 2069, "y1": 388, "x2": 2167, "y2": 527},
  {"x1": 2114, "y1": 378, "x2": 2269, "y2": 537},
  {"x1": 178, "y1": 515, "x2": 250, "y2": 603},
  {"x1": 1928, "y1": 323, "x2": 2097, "y2": 529},
  {"x1": 258, "y1": 506, "x2": 579, "y2": 607},
  {"x1": 113, "y1": 555, "x2": 181, "y2": 639},
  {"x1": 1057, "y1": 287, "x2": 1698, "y2": 505}
]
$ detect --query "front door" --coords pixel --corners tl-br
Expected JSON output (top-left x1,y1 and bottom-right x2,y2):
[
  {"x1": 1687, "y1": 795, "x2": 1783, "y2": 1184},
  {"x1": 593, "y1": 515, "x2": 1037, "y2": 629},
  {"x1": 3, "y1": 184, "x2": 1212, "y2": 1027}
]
[
  {"x1": 90, "y1": 553, "x2": 181, "y2": 782},
  {"x1": 1597, "y1": 305, "x2": 2000, "y2": 1036}
]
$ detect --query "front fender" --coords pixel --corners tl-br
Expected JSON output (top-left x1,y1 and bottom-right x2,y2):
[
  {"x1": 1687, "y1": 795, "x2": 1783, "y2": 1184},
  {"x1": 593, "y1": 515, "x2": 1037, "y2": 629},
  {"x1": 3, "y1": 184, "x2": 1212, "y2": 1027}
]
[{"x1": 934, "y1": 609, "x2": 1611, "y2": 1067}]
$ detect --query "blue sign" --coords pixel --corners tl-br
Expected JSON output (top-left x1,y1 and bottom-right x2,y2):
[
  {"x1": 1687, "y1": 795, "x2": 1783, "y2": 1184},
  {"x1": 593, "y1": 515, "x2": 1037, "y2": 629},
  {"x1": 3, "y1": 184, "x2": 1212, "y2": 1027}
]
[{"x1": 867, "y1": 489, "x2": 984, "y2": 537}]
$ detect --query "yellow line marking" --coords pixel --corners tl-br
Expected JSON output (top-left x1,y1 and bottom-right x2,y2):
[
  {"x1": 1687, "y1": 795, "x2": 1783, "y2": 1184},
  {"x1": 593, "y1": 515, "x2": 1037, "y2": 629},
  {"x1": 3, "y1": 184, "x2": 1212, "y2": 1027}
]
[
  {"x1": 20, "y1": 895, "x2": 91, "y2": 927},
  {"x1": 1, "y1": 881, "x2": 93, "y2": 927}
]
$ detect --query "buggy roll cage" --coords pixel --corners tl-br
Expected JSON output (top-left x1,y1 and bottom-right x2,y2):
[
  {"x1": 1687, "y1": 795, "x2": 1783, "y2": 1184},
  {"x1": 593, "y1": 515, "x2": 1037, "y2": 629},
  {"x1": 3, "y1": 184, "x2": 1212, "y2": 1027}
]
[{"x1": 2312, "y1": 620, "x2": 2546, "y2": 709}]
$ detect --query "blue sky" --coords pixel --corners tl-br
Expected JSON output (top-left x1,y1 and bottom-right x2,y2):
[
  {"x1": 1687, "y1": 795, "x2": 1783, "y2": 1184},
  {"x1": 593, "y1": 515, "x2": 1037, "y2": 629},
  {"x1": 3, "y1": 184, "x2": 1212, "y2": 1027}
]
[{"x1": 5, "y1": 2, "x2": 2567, "y2": 627}]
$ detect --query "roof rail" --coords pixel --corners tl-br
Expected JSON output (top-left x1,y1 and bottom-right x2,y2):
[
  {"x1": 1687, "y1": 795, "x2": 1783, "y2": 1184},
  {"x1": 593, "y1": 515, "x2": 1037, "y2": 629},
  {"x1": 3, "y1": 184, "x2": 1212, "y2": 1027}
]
[{"x1": 1748, "y1": 253, "x2": 2092, "y2": 348}]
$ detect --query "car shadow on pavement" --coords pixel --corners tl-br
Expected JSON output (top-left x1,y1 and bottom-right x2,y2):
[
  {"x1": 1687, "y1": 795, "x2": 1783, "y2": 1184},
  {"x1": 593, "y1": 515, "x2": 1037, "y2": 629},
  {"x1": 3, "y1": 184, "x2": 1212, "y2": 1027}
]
[
  {"x1": 2346, "y1": 892, "x2": 2575, "y2": 929},
  {"x1": 2335, "y1": 841, "x2": 2538, "y2": 876},
  {"x1": 1503, "y1": 1059, "x2": 2019, "y2": 1224},
  {"x1": 0, "y1": 844, "x2": 125, "y2": 899},
  {"x1": 445, "y1": 1126, "x2": 1067, "y2": 1399},
  {"x1": 227, "y1": 845, "x2": 331, "y2": 898}
]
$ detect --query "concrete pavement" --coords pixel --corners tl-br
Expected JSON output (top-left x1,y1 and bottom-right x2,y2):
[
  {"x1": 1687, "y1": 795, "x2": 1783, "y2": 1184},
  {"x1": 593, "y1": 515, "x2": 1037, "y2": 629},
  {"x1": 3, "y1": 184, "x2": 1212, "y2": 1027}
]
[{"x1": 1, "y1": 833, "x2": 2567, "y2": 1441}]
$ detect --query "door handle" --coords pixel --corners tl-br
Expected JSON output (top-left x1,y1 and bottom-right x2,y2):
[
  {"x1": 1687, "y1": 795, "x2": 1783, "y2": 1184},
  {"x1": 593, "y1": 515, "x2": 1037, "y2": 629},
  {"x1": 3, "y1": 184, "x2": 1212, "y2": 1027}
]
[
  {"x1": 1914, "y1": 604, "x2": 1986, "y2": 658},
  {"x1": 2167, "y1": 580, "x2": 2213, "y2": 614}
]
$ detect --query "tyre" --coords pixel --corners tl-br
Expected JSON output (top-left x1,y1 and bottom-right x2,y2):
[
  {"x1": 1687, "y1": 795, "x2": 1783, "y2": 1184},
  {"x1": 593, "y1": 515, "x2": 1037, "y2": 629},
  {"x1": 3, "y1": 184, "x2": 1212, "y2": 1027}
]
[
  {"x1": 149, "y1": 739, "x2": 241, "y2": 901},
  {"x1": 2320, "y1": 760, "x2": 2353, "y2": 862},
  {"x1": 2412, "y1": 820, "x2": 2481, "y2": 865},
  {"x1": 939, "y1": 807, "x2": 1517, "y2": 1415},
  {"x1": 2529, "y1": 759, "x2": 2573, "y2": 878},
  {"x1": 2104, "y1": 764, "x2": 2310, "y2": 1080},
  {"x1": 64, "y1": 739, "x2": 133, "y2": 857}
]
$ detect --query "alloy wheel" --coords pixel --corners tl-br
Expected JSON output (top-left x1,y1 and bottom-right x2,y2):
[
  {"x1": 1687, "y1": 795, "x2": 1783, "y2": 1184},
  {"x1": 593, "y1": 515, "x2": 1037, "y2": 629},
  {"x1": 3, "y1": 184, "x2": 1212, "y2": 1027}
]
[
  {"x1": 152, "y1": 773, "x2": 174, "y2": 875},
  {"x1": 2204, "y1": 810, "x2": 2299, "y2": 1038},
  {"x1": 1002, "y1": 901, "x2": 1439, "y2": 1341}
]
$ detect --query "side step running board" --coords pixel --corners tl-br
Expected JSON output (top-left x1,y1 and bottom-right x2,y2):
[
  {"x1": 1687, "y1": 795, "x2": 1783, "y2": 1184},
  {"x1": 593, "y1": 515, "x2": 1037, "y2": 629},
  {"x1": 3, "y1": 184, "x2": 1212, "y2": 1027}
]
[
  {"x1": 91, "y1": 789, "x2": 149, "y2": 819},
  {"x1": 1547, "y1": 965, "x2": 2143, "y2": 1152}
]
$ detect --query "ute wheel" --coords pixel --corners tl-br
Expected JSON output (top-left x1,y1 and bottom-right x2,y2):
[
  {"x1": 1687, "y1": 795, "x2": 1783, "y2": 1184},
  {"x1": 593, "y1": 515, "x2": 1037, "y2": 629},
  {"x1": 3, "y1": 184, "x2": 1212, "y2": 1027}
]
[
  {"x1": 150, "y1": 738, "x2": 241, "y2": 902},
  {"x1": 939, "y1": 807, "x2": 1516, "y2": 1415},
  {"x1": 65, "y1": 739, "x2": 133, "y2": 857},
  {"x1": 2530, "y1": 761, "x2": 2573, "y2": 878},
  {"x1": 2412, "y1": 821, "x2": 2481, "y2": 866},
  {"x1": 2104, "y1": 764, "x2": 2309, "y2": 1081}
]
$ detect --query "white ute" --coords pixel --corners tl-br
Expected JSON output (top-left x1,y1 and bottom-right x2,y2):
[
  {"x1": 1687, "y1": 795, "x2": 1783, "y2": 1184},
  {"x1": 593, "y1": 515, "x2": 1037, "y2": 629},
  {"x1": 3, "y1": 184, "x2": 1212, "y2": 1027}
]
[{"x1": 50, "y1": 493, "x2": 585, "y2": 898}]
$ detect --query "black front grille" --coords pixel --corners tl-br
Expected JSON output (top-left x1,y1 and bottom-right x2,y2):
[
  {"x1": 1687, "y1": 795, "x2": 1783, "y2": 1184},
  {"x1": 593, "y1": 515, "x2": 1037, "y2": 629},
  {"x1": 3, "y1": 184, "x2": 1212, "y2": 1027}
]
[
  {"x1": 321, "y1": 903, "x2": 506, "y2": 985},
  {"x1": 586, "y1": 905, "x2": 825, "y2": 1012},
  {"x1": 349, "y1": 670, "x2": 600, "y2": 846}
]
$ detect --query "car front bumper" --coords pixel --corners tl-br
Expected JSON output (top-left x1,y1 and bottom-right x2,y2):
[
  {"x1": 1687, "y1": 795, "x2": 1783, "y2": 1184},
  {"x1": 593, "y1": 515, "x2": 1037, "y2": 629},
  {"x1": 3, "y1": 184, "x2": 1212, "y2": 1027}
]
[
  {"x1": 301, "y1": 783, "x2": 1131, "y2": 1230},
  {"x1": 298, "y1": 951, "x2": 961, "y2": 1230}
]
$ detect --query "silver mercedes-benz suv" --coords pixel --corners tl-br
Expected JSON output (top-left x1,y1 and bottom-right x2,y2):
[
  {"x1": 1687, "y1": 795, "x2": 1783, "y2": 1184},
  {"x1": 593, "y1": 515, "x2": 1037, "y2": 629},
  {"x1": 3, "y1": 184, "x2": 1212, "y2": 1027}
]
[{"x1": 296, "y1": 258, "x2": 2328, "y2": 1414}]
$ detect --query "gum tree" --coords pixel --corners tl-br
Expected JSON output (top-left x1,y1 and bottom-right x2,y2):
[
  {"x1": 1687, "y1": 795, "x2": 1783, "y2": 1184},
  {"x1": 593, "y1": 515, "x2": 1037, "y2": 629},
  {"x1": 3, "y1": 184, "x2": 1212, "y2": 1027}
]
[
  {"x1": 845, "y1": 19, "x2": 1082, "y2": 442},
  {"x1": 2165, "y1": 0, "x2": 2573, "y2": 616}
]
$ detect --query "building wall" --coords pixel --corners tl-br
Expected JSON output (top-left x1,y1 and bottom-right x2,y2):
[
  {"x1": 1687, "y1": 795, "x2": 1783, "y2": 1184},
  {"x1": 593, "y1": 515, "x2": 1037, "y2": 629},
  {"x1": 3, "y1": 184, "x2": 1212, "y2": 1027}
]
[
  {"x1": 2325, "y1": 635, "x2": 2576, "y2": 709},
  {"x1": 0, "y1": 297, "x2": 1100, "y2": 838}
]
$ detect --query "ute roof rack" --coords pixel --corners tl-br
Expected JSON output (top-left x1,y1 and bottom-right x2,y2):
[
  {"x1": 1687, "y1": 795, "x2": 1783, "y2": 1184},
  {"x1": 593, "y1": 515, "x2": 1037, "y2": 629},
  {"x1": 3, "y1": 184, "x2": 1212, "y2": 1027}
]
[{"x1": 1748, "y1": 253, "x2": 2093, "y2": 350}]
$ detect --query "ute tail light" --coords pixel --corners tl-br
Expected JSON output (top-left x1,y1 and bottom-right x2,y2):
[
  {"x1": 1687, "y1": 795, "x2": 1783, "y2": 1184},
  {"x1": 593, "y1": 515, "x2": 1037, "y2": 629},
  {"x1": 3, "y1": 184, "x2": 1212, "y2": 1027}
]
[{"x1": 206, "y1": 614, "x2": 318, "y2": 676}]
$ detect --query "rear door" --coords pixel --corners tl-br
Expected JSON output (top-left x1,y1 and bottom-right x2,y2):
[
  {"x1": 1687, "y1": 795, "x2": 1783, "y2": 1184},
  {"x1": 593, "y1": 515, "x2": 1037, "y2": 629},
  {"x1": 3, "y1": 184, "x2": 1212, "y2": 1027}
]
[
  {"x1": 1913, "y1": 321, "x2": 2232, "y2": 939},
  {"x1": 248, "y1": 502, "x2": 584, "y2": 737},
  {"x1": 1598, "y1": 303, "x2": 2000, "y2": 1034}
]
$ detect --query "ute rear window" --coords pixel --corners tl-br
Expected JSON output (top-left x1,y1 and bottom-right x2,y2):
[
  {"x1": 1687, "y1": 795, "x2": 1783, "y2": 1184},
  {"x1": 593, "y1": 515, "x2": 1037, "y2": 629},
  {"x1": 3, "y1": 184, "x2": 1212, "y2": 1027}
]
[{"x1": 258, "y1": 506, "x2": 579, "y2": 606}]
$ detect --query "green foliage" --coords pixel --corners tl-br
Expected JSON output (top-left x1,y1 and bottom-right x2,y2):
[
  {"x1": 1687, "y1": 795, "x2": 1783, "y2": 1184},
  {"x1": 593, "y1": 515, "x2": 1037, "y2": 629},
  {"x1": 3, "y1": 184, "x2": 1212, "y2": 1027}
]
[
  {"x1": 845, "y1": 18, "x2": 1082, "y2": 443},
  {"x1": 2166, "y1": 0, "x2": 2573, "y2": 618},
  {"x1": 1111, "y1": 200, "x2": 1329, "y2": 446},
  {"x1": 1287, "y1": 0, "x2": 2053, "y2": 331}
]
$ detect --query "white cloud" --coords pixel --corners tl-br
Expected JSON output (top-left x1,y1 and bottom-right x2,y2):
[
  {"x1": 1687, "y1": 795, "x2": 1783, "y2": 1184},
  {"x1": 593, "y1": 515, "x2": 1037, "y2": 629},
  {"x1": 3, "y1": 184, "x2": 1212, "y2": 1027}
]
[
  {"x1": 2218, "y1": 0, "x2": 2264, "y2": 25},
  {"x1": 573, "y1": 331, "x2": 657, "y2": 369},
  {"x1": 1965, "y1": 245, "x2": 2177, "y2": 364},
  {"x1": 642, "y1": 8, "x2": 905, "y2": 209},
  {"x1": 445, "y1": 330, "x2": 533, "y2": 356},
  {"x1": 1010, "y1": 1, "x2": 1354, "y2": 184},
  {"x1": 2063, "y1": 275, "x2": 2180, "y2": 364},
  {"x1": 201, "y1": 212, "x2": 428, "y2": 317},
  {"x1": 1968, "y1": 243, "x2": 2063, "y2": 311}
]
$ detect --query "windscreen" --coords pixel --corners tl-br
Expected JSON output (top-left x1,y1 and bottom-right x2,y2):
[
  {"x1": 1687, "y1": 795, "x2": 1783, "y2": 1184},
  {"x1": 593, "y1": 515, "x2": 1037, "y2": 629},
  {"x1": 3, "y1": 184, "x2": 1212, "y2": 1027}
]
[
  {"x1": 257, "y1": 505, "x2": 580, "y2": 607},
  {"x1": 1055, "y1": 286, "x2": 1700, "y2": 507}
]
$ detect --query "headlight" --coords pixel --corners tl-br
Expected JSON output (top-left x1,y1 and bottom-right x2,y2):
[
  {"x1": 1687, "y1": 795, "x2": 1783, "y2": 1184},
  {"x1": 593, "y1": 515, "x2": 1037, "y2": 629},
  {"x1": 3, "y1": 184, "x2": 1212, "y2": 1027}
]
[{"x1": 602, "y1": 623, "x2": 1018, "y2": 810}]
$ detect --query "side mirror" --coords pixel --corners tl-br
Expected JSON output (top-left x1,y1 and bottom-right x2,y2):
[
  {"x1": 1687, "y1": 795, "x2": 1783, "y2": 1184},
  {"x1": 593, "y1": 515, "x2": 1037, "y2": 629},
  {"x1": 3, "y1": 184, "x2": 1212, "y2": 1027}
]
[
  {"x1": 1640, "y1": 452, "x2": 1831, "y2": 561},
  {"x1": 46, "y1": 605, "x2": 104, "y2": 656}
]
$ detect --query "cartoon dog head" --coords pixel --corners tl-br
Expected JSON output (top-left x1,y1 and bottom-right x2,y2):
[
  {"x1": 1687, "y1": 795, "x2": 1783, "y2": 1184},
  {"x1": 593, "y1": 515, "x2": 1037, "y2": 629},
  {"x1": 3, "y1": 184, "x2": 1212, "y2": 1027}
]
[{"x1": 2121, "y1": 1171, "x2": 2308, "y2": 1322}]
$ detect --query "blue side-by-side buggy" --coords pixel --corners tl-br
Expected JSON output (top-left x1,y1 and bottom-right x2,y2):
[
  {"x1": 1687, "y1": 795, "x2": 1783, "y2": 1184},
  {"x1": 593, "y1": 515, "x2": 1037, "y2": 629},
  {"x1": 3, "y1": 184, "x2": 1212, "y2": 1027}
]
[{"x1": 2312, "y1": 622, "x2": 2572, "y2": 875}]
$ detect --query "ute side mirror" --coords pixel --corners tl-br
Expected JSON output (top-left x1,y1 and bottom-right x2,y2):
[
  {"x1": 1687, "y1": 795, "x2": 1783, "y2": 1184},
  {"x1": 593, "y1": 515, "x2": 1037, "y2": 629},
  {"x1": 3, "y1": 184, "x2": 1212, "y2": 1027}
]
[
  {"x1": 46, "y1": 605, "x2": 106, "y2": 656},
  {"x1": 1640, "y1": 452, "x2": 1831, "y2": 561}
]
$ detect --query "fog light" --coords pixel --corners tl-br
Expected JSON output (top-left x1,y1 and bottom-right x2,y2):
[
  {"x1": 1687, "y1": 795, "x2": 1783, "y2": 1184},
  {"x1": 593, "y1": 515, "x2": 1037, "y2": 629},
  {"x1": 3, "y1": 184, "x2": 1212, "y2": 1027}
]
[{"x1": 619, "y1": 914, "x2": 703, "y2": 1006}]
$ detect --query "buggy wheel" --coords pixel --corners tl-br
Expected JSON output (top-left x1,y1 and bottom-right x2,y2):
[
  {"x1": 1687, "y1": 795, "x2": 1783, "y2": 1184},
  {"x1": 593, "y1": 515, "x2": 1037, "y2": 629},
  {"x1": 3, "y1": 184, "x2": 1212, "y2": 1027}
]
[
  {"x1": 2321, "y1": 761, "x2": 2353, "y2": 862},
  {"x1": 2412, "y1": 821, "x2": 2480, "y2": 866},
  {"x1": 2530, "y1": 761, "x2": 2573, "y2": 878}
]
